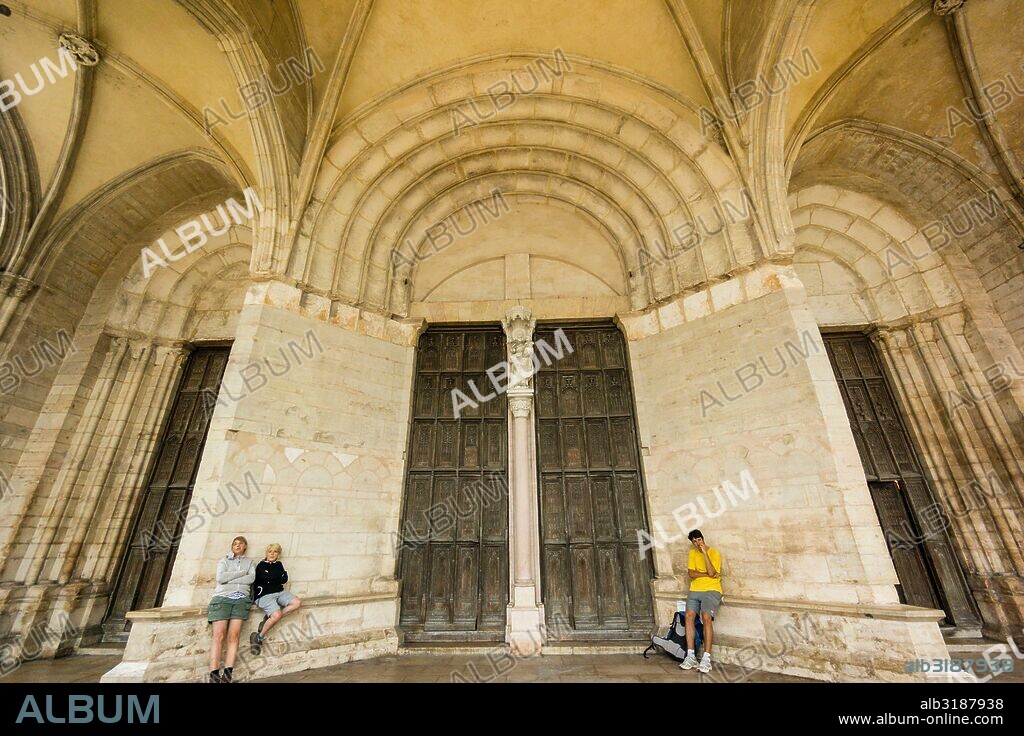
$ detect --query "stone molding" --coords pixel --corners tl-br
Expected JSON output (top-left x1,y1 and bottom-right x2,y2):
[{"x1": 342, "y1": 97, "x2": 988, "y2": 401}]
[
  {"x1": 245, "y1": 278, "x2": 423, "y2": 347},
  {"x1": 617, "y1": 262, "x2": 802, "y2": 341}
]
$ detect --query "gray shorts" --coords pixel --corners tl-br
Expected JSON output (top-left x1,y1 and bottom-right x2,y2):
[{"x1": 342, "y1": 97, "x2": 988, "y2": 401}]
[
  {"x1": 686, "y1": 591, "x2": 722, "y2": 619},
  {"x1": 255, "y1": 591, "x2": 296, "y2": 616}
]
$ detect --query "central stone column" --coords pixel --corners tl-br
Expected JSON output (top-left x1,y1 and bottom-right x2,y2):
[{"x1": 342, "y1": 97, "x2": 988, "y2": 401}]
[{"x1": 502, "y1": 307, "x2": 546, "y2": 654}]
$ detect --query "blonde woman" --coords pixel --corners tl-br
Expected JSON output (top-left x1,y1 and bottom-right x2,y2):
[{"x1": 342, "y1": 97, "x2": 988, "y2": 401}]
[
  {"x1": 207, "y1": 535, "x2": 255, "y2": 683},
  {"x1": 249, "y1": 543, "x2": 301, "y2": 655}
]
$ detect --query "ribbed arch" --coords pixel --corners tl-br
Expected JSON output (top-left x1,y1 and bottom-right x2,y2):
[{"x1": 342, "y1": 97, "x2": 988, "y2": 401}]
[{"x1": 291, "y1": 56, "x2": 762, "y2": 316}]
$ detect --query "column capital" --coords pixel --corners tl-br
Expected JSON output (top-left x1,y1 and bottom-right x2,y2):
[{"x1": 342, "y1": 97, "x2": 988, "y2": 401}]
[
  {"x1": 1, "y1": 273, "x2": 35, "y2": 300},
  {"x1": 508, "y1": 393, "x2": 533, "y2": 419}
]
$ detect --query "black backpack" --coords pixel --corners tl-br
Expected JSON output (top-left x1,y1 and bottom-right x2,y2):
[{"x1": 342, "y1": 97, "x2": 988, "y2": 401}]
[{"x1": 643, "y1": 611, "x2": 703, "y2": 660}]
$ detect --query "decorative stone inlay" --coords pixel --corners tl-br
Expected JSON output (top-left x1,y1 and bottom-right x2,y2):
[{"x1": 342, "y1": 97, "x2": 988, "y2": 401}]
[
  {"x1": 932, "y1": 0, "x2": 965, "y2": 16},
  {"x1": 58, "y1": 33, "x2": 101, "y2": 66}
]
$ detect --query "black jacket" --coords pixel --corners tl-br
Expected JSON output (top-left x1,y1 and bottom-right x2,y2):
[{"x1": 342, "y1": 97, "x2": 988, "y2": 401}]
[{"x1": 253, "y1": 560, "x2": 289, "y2": 599}]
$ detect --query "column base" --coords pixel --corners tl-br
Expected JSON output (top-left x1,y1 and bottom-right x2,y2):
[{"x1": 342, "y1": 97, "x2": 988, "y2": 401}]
[{"x1": 505, "y1": 585, "x2": 545, "y2": 656}]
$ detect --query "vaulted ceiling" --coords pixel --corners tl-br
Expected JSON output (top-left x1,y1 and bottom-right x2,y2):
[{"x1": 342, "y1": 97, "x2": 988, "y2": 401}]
[{"x1": 1, "y1": 0, "x2": 1022, "y2": 312}]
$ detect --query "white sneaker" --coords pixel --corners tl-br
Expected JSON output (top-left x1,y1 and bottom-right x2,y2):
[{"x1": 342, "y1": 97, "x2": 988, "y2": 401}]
[
  {"x1": 698, "y1": 655, "x2": 712, "y2": 674},
  {"x1": 679, "y1": 654, "x2": 699, "y2": 670}
]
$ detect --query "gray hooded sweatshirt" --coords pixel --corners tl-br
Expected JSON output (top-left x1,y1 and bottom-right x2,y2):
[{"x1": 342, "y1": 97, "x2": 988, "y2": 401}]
[{"x1": 213, "y1": 554, "x2": 256, "y2": 599}]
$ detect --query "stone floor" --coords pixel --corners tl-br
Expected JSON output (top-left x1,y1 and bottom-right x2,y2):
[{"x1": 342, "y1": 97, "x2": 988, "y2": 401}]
[
  {"x1": 2, "y1": 652, "x2": 811, "y2": 684},
  {"x1": 3, "y1": 646, "x2": 1019, "y2": 684},
  {"x1": 262, "y1": 653, "x2": 815, "y2": 683}
]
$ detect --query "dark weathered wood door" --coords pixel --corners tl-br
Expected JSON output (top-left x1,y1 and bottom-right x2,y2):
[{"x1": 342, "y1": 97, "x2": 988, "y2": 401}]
[
  {"x1": 398, "y1": 326, "x2": 509, "y2": 642},
  {"x1": 824, "y1": 333, "x2": 979, "y2": 626},
  {"x1": 103, "y1": 346, "x2": 230, "y2": 639},
  {"x1": 534, "y1": 324, "x2": 655, "y2": 638}
]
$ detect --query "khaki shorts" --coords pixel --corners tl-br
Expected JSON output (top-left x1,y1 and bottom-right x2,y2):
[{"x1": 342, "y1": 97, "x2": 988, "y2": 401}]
[{"x1": 207, "y1": 596, "x2": 252, "y2": 622}]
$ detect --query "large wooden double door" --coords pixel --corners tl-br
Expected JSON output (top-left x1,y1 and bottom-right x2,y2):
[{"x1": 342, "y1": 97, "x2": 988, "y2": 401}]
[{"x1": 396, "y1": 323, "x2": 655, "y2": 642}]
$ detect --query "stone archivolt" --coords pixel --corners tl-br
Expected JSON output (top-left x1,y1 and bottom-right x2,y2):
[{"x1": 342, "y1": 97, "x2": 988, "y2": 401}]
[{"x1": 289, "y1": 58, "x2": 759, "y2": 316}]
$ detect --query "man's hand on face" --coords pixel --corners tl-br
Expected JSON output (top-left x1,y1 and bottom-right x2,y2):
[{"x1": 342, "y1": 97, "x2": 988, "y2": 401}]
[{"x1": 694, "y1": 539, "x2": 706, "y2": 553}]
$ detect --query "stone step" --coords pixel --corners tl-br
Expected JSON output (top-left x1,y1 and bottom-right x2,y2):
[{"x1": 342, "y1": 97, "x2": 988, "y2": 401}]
[
  {"x1": 940, "y1": 624, "x2": 984, "y2": 641},
  {"x1": 76, "y1": 643, "x2": 127, "y2": 656},
  {"x1": 541, "y1": 640, "x2": 648, "y2": 655}
]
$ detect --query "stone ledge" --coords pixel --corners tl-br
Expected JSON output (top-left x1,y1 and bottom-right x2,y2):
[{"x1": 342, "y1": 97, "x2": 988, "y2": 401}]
[
  {"x1": 125, "y1": 591, "x2": 397, "y2": 622},
  {"x1": 653, "y1": 591, "x2": 945, "y2": 623},
  {"x1": 102, "y1": 628, "x2": 398, "y2": 683},
  {"x1": 103, "y1": 594, "x2": 401, "y2": 683},
  {"x1": 652, "y1": 591, "x2": 950, "y2": 682}
]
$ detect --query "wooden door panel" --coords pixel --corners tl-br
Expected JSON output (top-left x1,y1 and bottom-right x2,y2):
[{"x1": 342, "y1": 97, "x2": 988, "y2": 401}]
[
  {"x1": 591, "y1": 475, "x2": 617, "y2": 542},
  {"x1": 454, "y1": 547, "x2": 479, "y2": 628},
  {"x1": 399, "y1": 545, "x2": 427, "y2": 625},
  {"x1": 596, "y1": 545, "x2": 628, "y2": 626},
  {"x1": 480, "y1": 546, "x2": 508, "y2": 627},
  {"x1": 569, "y1": 546, "x2": 599, "y2": 626},
  {"x1": 426, "y1": 546, "x2": 455, "y2": 626},
  {"x1": 398, "y1": 326, "x2": 509, "y2": 641},
  {"x1": 540, "y1": 476, "x2": 567, "y2": 544},
  {"x1": 456, "y1": 477, "x2": 482, "y2": 542},
  {"x1": 566, "y1": 475, "x2": 592, "y2": 542},
  {"x1": 543, "y1": 547, "x2": 572, "y2": 622},
  {"x1": 585, "y1": 419, "x2": 612, "y2": 469},
  {"x1": 536, "y1": 325, "x2": 655, "y2": 638}
]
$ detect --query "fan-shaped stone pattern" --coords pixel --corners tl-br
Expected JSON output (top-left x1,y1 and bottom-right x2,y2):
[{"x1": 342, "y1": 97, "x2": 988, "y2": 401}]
[
  {"x1": 290, "y1": 58, "x2": 761, "y2": 314},
  {"x1": 791, "y1": 185, "x2": 965, "y2": 325},
  {"x1": 793, "y1": 125, "x2": 1024, "y2": 349}
]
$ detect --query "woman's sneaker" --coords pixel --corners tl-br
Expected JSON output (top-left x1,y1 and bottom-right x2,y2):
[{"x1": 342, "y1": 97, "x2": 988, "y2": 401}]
[
  {"x1": 209, "y1": 670, "x2": 222, "y2": 683},
  {"x1": 698, "y1": 654, "x2": 713, "y2": 673},
  {"x1": 249, "y1": 615, "x2": 269, "y2": 655},
  {"x1": 679, "y1": 654, "x2": 699, "y2": 670}
]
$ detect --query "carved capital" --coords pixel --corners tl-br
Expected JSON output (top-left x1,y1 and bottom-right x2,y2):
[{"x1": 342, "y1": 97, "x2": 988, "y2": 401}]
[
  {"x1": 932, "y1": 0, "x2": 965, "y2": 16},
  {"x1": 58, "y1": 33, "x2": 101, "y2": 66},
  {"x1": 1, "y1": 273, "x2": 35, "y2": 300},
  {"x1": 508, "y1": 394, "x2": 533, "y2": 419}
]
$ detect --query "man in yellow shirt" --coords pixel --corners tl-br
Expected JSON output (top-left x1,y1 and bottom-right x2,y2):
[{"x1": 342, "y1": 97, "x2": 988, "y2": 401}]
[{"x1": 680, "y1": 529, "x2": 722, "y2": 674}]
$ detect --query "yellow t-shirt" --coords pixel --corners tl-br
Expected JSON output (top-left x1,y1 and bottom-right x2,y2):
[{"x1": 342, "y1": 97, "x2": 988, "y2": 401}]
[{"x1": 688, "y1": 547, "x2": 723, "y2": 593}]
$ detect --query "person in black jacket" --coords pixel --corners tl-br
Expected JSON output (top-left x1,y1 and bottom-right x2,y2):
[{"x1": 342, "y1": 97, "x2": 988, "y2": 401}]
[{"x1": 249, "y1": 543, "x2": 301, "y2": 655}]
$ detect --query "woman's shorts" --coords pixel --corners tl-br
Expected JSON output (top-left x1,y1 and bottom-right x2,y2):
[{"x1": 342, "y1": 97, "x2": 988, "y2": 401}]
[
  {"x1": 256, "y1": 591, "x2": 297, "y2": 616},
  {"x1": 208, "y1": 596, "x2": 252, "y2": 622}
]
